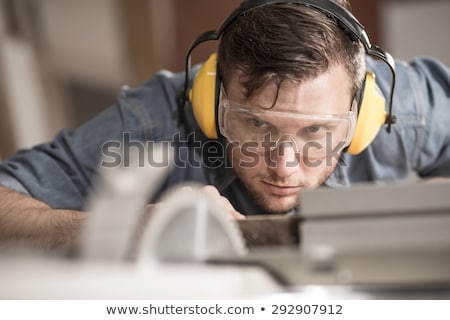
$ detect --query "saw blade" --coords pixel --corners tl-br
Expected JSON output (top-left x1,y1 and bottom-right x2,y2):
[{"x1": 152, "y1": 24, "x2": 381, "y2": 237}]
[{"x1": 138, "y1": 185, "x2": 248, "y2": 263}]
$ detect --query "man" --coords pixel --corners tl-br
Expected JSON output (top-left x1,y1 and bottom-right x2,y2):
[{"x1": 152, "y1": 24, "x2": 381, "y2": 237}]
[{"x1": 0, "y1": 0, "x2": 449, "y2": 249}]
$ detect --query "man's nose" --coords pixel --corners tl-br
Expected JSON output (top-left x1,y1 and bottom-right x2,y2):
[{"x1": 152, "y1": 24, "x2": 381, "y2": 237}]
[{"x1": 268, "y1": 139, "x2": 300, "y2": 178}]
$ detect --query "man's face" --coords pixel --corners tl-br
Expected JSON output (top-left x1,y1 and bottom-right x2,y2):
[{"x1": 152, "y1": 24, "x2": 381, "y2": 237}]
[{"x1": 223, "y1": 64, "x2": 355, "y2": 214}]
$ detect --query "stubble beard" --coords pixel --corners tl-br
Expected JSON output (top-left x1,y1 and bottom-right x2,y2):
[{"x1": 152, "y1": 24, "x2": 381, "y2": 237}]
[{"x1": 236, "y1": 161, "x2": 339, "y2": 215}]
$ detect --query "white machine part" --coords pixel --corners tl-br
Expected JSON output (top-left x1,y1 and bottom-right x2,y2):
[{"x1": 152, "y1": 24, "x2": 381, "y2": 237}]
[{"x1": 139, "y1": 186, "x2": 248, "y2": 263}]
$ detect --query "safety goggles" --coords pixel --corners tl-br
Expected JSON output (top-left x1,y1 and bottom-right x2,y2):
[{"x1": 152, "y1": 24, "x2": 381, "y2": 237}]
[{"x1": 218, "y1": 89, "x2": 357, "y2": 159}]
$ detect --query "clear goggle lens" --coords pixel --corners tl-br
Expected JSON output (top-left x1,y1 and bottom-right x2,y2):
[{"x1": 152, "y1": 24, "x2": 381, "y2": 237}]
[{"x1": 218, "y1": 97, "x2": 357, "y2": 159}]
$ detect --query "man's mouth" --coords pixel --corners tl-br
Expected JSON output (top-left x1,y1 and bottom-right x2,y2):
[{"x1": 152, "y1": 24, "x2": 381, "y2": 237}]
[{"x1": 260, "y1": 181, "x2": 302, "y2": 196}]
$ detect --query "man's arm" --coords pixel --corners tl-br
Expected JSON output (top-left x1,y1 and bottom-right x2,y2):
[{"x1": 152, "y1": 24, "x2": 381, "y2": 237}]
[{"x1": 0, "y1": 186, "x2": 86, "y2": 250}]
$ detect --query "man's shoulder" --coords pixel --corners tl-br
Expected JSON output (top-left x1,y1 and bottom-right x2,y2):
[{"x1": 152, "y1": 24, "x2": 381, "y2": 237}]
[
  {"x1": 119, "y1": 64, "x2": 202, "y2": 103},
  {"x1": 119, "y1": 69, "x2": 186, "y2": 104},
  {"x1": 111, "y1": 69, "x2": 189, "y2": 140}
]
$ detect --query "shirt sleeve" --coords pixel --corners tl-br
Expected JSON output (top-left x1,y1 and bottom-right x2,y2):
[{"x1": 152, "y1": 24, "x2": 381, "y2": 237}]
[
  {"x1": 0, "y1": 172, "x2": 30, "y2": 196},
  {"x1": 340, "y1": 57, "x2": 450, "y2": 184},
  {"x1": 0, "y1": 70, "x2": 184, "y2": 210},
  {"x1": 408, "y1": 58, "x2": 450, "y2": 177},
  {"x1": 0, "y1": 104, "x2": 132, "y2": 210}
]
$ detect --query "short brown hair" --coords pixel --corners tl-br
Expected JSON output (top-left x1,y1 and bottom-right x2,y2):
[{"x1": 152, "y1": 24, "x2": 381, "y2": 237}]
[{"x1": 218, "y1": 0, "x2": 365, "y2": 98}]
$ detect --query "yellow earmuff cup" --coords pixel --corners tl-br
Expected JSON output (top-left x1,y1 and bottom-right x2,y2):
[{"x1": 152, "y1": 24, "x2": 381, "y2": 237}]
[
  {"x1": 189, "y1": 53, "x2": 219, "y2": 139},
  {"x1": 346, "y1": 71, "x2": 387, "y2": 155}
]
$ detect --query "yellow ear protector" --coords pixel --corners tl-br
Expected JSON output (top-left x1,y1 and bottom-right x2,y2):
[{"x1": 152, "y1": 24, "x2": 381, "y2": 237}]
[
  {"x1": 182, "y1": 0, "x2": 396, "y2": 155},
  {"x1": 188, "y1": 52, "x2": 220, "y2": 139},
  {"x1": 346, "y1": 71, "x2": 387, "y2": 154}
]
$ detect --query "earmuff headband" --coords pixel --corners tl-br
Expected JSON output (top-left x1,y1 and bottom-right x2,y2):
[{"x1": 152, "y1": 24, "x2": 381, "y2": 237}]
[{"x1": 182, "y1": 0, "x2": 397, "y2": 135}]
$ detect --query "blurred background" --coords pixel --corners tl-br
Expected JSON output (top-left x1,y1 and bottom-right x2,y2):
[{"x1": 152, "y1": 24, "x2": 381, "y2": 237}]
[{"x1": 0, "y1": 0, "x2": 449, "y2": 159}]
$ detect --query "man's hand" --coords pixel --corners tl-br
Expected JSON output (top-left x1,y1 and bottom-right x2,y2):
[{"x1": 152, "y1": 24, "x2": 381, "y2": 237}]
[
  {"x1": 145, "y1": 185, "x2": 245, "y2": 221},
  {"x1": 200, "y1": 185, "x2": 246, "y2": 220}
]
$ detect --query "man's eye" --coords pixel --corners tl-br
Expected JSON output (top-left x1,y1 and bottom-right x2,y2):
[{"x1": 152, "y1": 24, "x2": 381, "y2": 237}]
[
  {"x1": 301, "y1": 125, "x2": 328, "y2": 136},
  {"x1": 304, "y1": 125, "x2": 322, "y2": 133},
  {"x1": 249, "y1": 118, "x2": 266, "y2": 128}
]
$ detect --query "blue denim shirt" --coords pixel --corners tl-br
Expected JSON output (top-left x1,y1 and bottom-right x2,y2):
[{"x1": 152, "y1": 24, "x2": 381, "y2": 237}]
[{"x1": 1, "y1": 57, "x2": 449, "y2": 215}]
